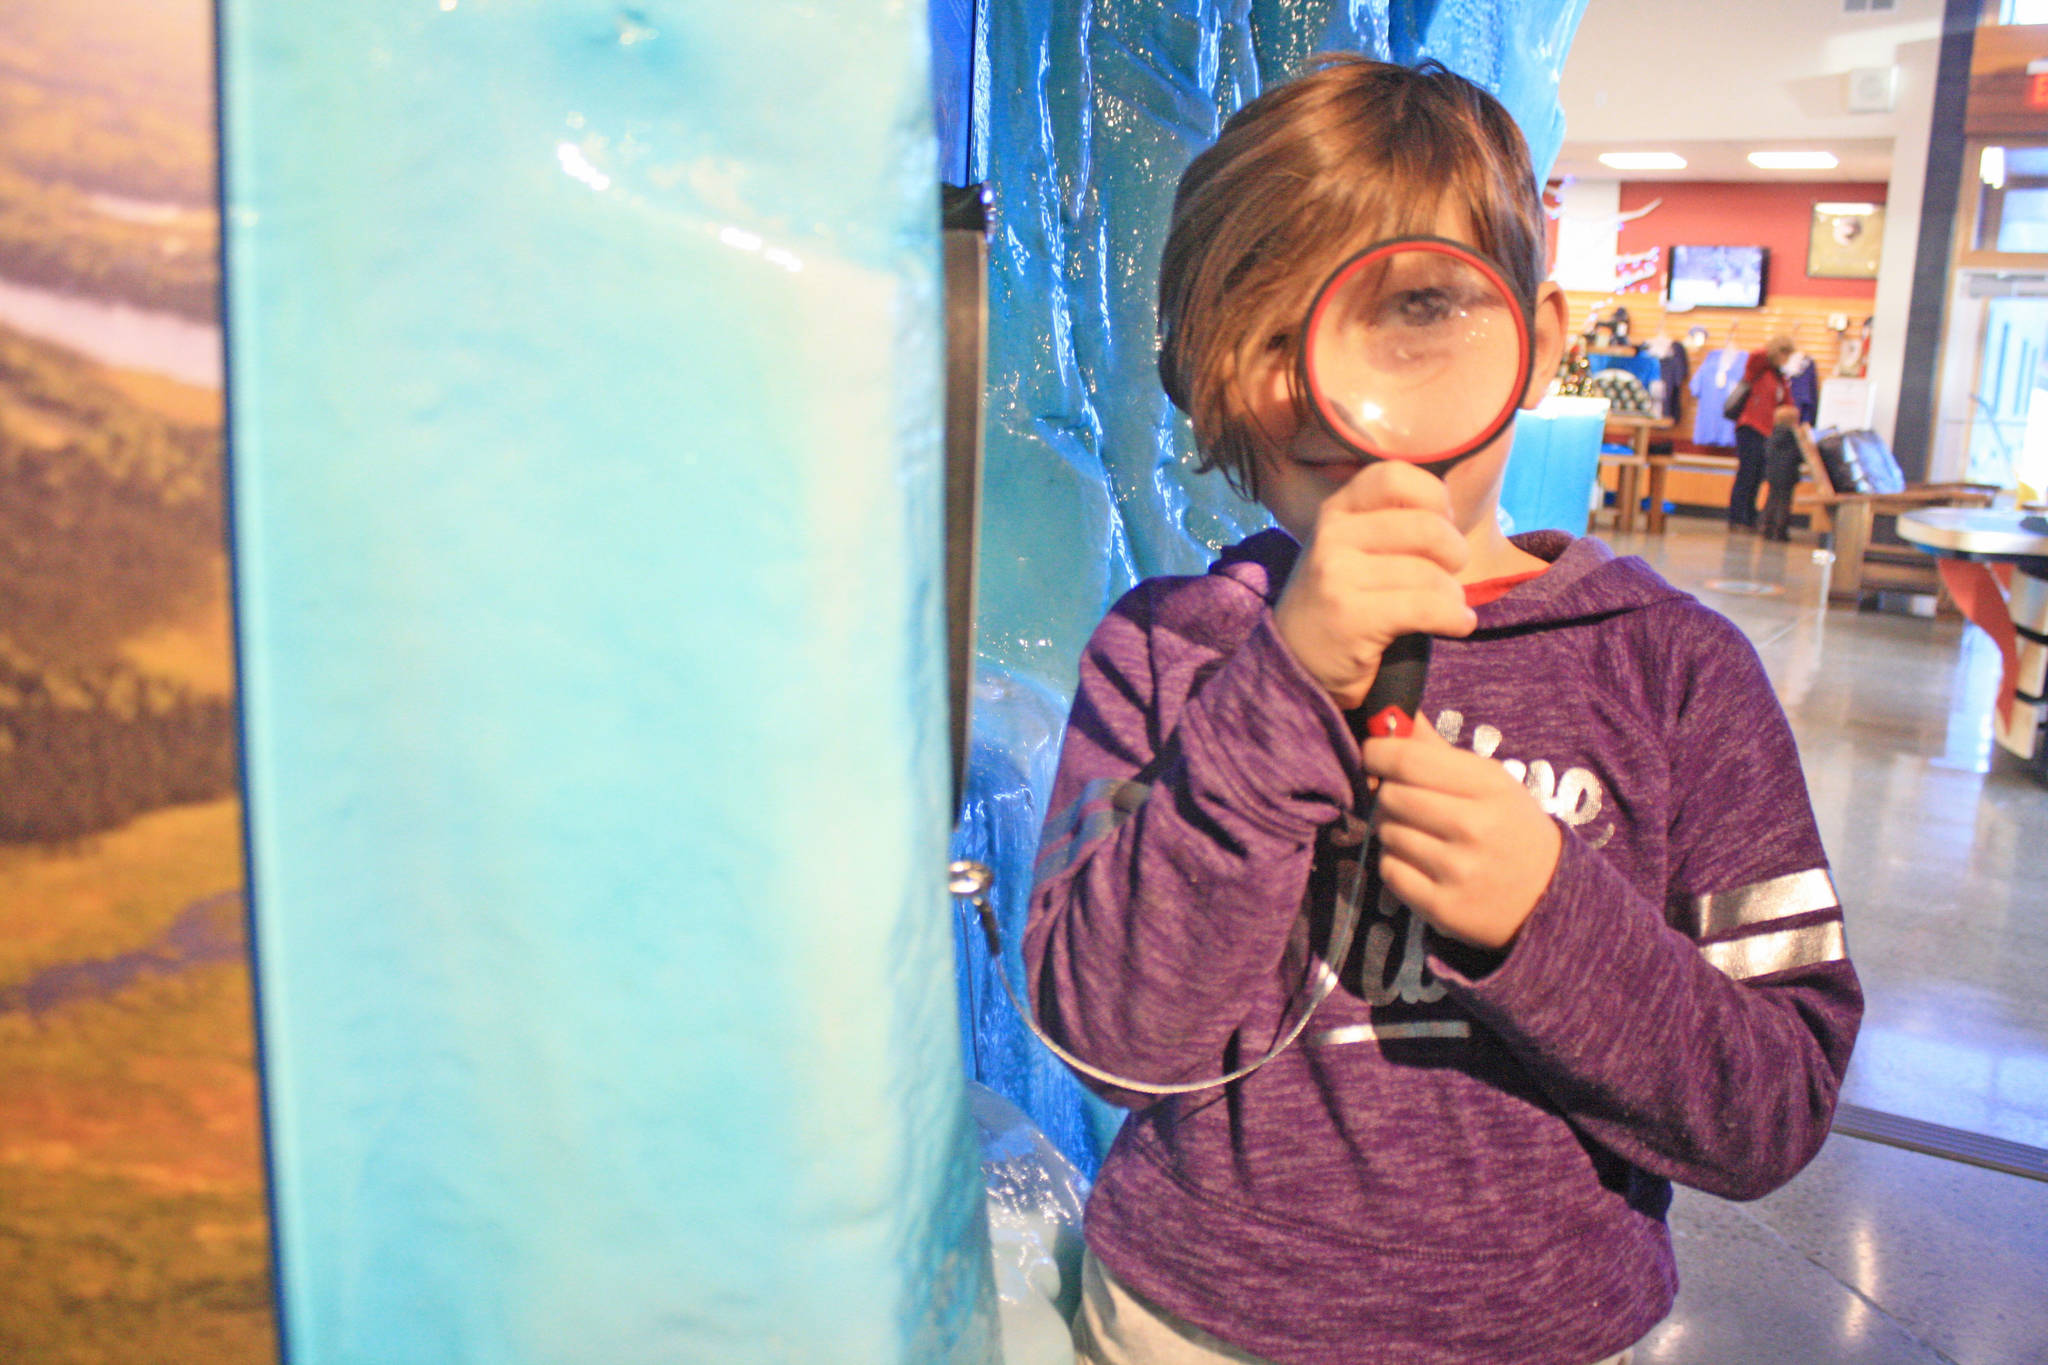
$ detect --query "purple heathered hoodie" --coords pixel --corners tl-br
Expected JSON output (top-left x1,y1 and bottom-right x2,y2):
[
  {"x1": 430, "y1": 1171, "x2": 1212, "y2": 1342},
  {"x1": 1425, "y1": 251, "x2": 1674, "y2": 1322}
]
[{"x1": 1024, "y1": 529, "x2": 1862, "y2": 1365}]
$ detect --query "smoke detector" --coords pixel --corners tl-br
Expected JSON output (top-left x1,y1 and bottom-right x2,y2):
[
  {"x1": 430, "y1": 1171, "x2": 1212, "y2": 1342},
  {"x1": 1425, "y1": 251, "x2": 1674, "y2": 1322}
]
[{"x1": 1847, "y1": 65, "x2": 1899, "y2": 114}]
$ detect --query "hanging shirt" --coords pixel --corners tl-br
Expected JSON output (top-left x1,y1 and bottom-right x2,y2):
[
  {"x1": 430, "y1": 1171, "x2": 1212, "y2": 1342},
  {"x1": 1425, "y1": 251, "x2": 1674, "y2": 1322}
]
[
  {"x1": 1785, "y1": 353, "x2": 1819, "y2": 427},
  {"x1": 1658, "y1": 345, "x2": 1692, "y2": 421},
  {"x1": 1690, "y1": 347, "x2": 1748, "y2": 447}
]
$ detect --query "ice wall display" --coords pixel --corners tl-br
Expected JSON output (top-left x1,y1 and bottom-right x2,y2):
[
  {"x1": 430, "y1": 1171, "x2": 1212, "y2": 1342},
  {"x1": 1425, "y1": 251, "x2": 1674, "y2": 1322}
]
[
  {"x1": 218, "y1": 2, "x2": 995, "y2": 1361},
  {"x1": 954, "y1": 0, "x2": 1590, "y2": 1175}
]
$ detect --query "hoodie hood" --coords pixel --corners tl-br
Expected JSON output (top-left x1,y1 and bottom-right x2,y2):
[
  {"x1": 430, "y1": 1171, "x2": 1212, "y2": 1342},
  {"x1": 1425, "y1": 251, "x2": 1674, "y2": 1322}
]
[{"x1": 1208, "y1": 527, "x2": 1690, "y2": 633}]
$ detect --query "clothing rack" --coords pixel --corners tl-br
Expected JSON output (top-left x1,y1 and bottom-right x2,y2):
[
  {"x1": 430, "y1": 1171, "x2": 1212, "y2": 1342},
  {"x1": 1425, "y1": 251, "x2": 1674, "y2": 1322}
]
[{"x1": 1562, "y1": 292, "x2": 1863, "y2": 380}]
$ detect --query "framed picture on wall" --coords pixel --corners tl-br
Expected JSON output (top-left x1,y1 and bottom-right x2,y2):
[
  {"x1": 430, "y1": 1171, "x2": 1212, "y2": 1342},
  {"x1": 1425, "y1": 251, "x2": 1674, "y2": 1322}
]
[{"x1": 1809, "y1": 202, "x2": 1885, "y2": 279}]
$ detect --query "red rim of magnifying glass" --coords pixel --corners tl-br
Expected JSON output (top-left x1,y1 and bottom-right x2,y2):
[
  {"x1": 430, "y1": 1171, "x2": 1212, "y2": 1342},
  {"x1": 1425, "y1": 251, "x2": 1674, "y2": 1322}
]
[{"x1": 1300, "y1": 236, "x2": 1535, "y2": 468}]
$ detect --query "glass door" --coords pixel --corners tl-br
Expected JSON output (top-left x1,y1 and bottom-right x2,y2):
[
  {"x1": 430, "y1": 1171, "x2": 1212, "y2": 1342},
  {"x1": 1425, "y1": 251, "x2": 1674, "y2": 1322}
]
[{"x1": 1965, "y1": 293, "x2": 2048, "y2": 494}]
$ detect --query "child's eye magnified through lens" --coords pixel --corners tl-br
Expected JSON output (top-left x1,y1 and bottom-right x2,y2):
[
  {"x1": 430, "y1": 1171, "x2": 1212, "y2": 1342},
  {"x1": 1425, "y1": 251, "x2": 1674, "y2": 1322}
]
[
  {"x1": 1388, "y1": 288, "x2": 1455, "y2": 326},
  {"x1": 1300, "y1": 236, "x2": 1532, "y2": 468}
]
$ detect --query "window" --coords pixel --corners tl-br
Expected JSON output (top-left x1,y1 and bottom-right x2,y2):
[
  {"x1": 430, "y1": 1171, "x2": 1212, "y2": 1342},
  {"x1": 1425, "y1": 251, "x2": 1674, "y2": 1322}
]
[{"x1": 1973, "y1": 147, "x2": 2048, "y2": 255}]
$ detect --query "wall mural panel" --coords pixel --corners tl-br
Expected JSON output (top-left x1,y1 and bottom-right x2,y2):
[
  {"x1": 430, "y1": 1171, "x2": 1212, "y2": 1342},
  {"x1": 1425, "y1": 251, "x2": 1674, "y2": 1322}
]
[{"x1": 0, "y1": 0, "x2": 275, "y2": 1359}]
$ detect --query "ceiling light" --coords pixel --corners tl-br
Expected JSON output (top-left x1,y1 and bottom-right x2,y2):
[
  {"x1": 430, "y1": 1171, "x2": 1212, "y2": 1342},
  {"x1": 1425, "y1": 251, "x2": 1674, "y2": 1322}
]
[
  {"x1": 1598, "y1": 152, "x2": 1688, "y2": 171},
  {"x1": 1749, "y1": 151, "x2": 1840, "y2": 171},
  {"x1": 1814, "y1": 202, "x2": 1879, "y2": 215}
]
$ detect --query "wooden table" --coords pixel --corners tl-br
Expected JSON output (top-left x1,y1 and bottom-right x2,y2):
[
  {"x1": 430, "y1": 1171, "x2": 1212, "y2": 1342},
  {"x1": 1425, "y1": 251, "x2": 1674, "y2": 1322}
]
[{"x1": 1598, "y1": 415, "x2": 1674, "y2": 533}]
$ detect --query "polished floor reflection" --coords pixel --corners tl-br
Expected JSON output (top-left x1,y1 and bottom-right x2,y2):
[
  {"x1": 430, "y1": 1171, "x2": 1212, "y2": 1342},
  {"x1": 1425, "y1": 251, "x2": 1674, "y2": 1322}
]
[
  {"x1": 1604, "y1": 517, "x2": 2048, "y2": 1364},
  {"x1": 1638, "y1": 1136, "x2": 2048, "y2": 1364}
]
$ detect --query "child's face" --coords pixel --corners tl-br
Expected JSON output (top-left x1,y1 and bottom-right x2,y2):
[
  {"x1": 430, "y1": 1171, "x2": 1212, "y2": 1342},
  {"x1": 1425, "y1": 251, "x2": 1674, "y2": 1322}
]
[{"x1": 1242, "y1": 213, "x2": 1565, "y2": 547}]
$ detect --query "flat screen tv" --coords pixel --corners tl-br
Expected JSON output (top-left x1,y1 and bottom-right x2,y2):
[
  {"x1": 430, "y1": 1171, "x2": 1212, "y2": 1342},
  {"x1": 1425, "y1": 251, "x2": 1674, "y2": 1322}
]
[{"x1": 1665, "y1": 244, "x2": 1768, "y2": 310}]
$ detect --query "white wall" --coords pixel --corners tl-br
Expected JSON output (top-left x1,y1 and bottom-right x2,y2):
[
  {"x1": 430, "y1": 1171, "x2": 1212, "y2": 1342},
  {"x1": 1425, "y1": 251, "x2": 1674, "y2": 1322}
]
[
  {"x1": 1868, "y1": 34, "x2": 1944, "y2": 454},
  {"x1": 1552, "y1": 179, "x2": 1623, "y2": 291},
  {"x1": 1559, "y1": 0, "x2": 1944, "y2": 146}
]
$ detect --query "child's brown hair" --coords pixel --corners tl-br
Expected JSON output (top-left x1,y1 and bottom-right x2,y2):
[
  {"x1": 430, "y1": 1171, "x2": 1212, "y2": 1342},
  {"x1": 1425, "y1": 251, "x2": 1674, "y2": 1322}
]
[{"x1": 1157, "y1": 56, "x2": 1548, "y2": 501}]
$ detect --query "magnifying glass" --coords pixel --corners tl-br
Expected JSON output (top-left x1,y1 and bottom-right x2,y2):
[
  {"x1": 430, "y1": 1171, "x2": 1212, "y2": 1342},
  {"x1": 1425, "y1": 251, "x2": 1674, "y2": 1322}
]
[{"x1": 1298, "y1": 237, "x2": 1534, "y2": 743}]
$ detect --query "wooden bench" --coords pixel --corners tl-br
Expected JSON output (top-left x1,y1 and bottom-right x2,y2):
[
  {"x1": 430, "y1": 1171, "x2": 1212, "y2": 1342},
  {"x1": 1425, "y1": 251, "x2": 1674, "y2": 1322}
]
[
  {"x1": 1601, "y1": 448, "x2": 1837, "y2": 534},
  {"x1": 1594, "y1": 452, "x2": 1650, "y2": 533},
  {"x1": 1598, "y1": 450, "x2": 1756, "y2": 534},
  {"x1": 1795, "y1": 427, "x2": 2002, "y2": 606}
]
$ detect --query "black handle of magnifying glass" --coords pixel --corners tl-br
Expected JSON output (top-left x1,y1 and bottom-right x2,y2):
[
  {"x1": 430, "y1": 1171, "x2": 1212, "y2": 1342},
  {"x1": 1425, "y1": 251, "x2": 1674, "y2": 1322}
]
[{"x1": 1344, "y1": 632, "x2": 1431, "y2": 805}]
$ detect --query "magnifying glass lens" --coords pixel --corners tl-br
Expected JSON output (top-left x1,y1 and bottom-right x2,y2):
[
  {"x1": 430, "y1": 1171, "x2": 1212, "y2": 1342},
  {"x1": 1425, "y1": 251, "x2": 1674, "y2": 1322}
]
[{"x1": 1304, "y1": 243, "x2": 1528, "y2": 465}]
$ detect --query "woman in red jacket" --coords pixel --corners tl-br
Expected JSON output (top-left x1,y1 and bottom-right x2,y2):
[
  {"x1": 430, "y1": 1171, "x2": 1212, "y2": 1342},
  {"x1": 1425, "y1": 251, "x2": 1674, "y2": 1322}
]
[{"x1": 1729, "y1": 335, "x2": 1795, "y2": 529}]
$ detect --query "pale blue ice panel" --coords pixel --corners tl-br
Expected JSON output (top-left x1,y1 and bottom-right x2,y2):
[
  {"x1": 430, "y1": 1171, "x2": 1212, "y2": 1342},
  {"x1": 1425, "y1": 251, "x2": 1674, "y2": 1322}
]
[
  {"x1": 218, "y1": 2, "x2": 995, "y2": 1361},
  {"x1": 214, "y1": 0, "x2": 1596, "y2": 1355},
  {"x1": 1501, "y1": 400, "x2": 1610, "y2": 535}
]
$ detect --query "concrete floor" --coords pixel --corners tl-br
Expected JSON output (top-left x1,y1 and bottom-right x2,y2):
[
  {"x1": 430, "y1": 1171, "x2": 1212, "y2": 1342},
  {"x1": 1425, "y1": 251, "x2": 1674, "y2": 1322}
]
[{"x1": 1603, "y1": 516, "x2": 2048, "y2": 1365}]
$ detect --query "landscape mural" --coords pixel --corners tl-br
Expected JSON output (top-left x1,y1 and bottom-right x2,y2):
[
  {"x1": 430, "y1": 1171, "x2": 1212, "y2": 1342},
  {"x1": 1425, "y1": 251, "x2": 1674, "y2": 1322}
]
[{"x1": 0, "y1": 0, "x2": 275, "y2": 1357}]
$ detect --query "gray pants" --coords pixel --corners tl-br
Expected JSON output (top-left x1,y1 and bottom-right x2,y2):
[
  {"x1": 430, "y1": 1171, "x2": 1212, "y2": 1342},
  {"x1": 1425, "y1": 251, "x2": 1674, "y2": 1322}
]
[{"x1": 1072, "y1": 1250, "x2": 1635, "y2": 1365}]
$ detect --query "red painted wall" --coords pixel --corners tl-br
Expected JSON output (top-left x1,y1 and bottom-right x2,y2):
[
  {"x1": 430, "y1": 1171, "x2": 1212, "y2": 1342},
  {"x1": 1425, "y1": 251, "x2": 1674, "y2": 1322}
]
[{"x1": 1616, "y1": 181, "x2": 1886, "y2": 301}]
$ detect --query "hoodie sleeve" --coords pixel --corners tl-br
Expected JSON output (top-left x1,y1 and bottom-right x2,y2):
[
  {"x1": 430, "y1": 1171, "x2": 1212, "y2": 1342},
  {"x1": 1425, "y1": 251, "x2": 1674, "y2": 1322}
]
[
  {"x1": 1022, "y1": 579, "x2": 1358, "y2": 1107},
  {"x1": 1433, "y1": 609, "x2": 1862, "y2": 1200}
]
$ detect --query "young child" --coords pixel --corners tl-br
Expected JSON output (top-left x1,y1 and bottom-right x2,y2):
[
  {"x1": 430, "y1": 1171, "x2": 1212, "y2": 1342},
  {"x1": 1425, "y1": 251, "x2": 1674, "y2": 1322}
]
[
  {"x1": 1758, "y1": 404, "x2": 1808, "y2": 541},
  {"x1": 1024, "y1": 57, "x2": 1861, "y2": 1365}
]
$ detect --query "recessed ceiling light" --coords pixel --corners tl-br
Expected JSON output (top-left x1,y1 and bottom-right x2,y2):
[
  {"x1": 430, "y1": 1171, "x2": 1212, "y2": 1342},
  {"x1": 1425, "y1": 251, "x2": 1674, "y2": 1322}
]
[
  {"x1": 1749, "y1": 151, "x2": 1840, "y2": 170},
  {"x1": 1814, "y1": 202, "x2": 1879, "y2": 215},
  {"x1": 1598, "y1": 152, "x2": 1688, "y2": 171}
]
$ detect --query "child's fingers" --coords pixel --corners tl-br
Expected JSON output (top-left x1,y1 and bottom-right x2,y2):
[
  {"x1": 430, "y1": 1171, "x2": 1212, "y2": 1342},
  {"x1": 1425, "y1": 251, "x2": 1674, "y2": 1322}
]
[
  {"x1": 1361, "y1": 719, "x2": 1495, "y2": 795},
  {"x1": 1325, "y1": 581, "x2": 1477, "y2": 644},
  {"x1": 1369, "y1": 780, "x2": 1469, "y2": 843},
  {"x1": 1318, "y1": 544, "x2": 1467, "y2": 591},
  {"x1": 1323, "y1": 459, "x2": 1455, "y2": 518},
  {"x1": 1285, "y1": 560, "x2": 1474, "y2": 660},
  {"x1": 1373, "y1": 811, "x2": 1458, "y2": 872},
  {"x1": 1381, "y1": 592, "x2": 1479, "y2": 643},
  {"x1": 1316, "y1": 506, "x2": 1472, "y2": 574},
  {"x1": 1376, "y1": 842, "x2": 1447, "y2": 918}
]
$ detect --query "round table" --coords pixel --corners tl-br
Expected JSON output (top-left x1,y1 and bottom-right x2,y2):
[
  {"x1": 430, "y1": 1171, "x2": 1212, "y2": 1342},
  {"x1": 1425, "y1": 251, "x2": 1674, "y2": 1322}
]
[{"x1": 1897, "y1": 507, "x2": 2048, "y2": 779}]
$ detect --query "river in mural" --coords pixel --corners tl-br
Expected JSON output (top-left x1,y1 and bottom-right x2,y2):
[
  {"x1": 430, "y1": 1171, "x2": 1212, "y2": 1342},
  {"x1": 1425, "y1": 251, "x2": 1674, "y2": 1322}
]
[{"x1": 0, "y1": 274, "x2": 222, "y2": 388}]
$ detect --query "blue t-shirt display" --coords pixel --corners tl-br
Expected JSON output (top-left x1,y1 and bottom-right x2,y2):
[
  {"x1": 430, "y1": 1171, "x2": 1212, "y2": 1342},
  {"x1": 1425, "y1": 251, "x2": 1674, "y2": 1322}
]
[{"x1": 1690, "y1": 347, "x2": 1748, "y2": 447}]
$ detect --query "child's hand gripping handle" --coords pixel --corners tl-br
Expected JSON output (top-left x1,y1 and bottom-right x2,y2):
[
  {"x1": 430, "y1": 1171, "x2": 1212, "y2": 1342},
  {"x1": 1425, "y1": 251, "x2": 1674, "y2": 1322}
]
[
  {"x1": 1349, "y1": 631, "x2": 1431, "y2": 741},
  {"x1": 1346, "y1": 632, "x2": 1430, "y2": 801}
]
